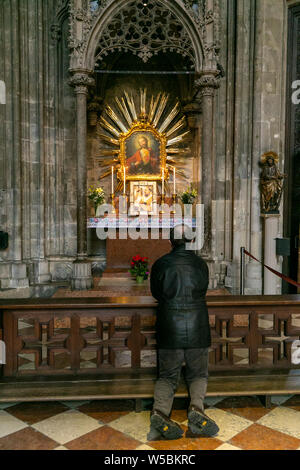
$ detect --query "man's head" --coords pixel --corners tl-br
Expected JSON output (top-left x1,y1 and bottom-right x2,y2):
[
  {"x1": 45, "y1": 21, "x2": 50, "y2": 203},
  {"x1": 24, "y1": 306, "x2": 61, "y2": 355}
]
[
  {"x1": 144, "y1": 187, "x2": 151, "y2": 197},
  {"x1": 170, "y1": 224, "x2": 195, "y2": 248},
  {"x1": 138, "y1": 136, "x2": 149, "y2": 149}
]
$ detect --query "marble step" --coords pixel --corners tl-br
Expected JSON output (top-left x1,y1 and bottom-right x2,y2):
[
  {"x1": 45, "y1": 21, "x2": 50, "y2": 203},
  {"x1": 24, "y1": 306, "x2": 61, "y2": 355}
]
[{"x1": 102, "y1": 270, "x2": 131, "y2": 278}]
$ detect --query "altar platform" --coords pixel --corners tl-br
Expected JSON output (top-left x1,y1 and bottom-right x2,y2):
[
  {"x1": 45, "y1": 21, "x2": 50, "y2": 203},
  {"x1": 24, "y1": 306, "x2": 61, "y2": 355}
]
[
  {"x1": 87, "y1": 216, "x2": 200, "y2": 271},
  {"x1": 53, "y1": 272, "x2": 230, "y2": 298}
]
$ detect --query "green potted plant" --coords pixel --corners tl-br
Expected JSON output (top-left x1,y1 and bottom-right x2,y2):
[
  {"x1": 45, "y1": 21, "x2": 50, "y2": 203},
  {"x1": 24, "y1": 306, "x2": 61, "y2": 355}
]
[
  {"x1": 180, "y1": 185, "x2": 198, "y2": 205},
  {"x1": 88, "y1": 185, "x2": 106, "y2": 216},
  {"x1": 129, "y1": 255, "x2": 150, "y2": 284}
]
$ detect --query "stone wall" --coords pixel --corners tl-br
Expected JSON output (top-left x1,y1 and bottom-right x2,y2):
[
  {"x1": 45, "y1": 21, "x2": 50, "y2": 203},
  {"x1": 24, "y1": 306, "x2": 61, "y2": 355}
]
[
  {"x1": 0, "y1": 0, "x2": 77, "y2": 296},
  {"x1": 216, "y1": 0, "x2": 288, "y2": 294},
  {"x1": 0, "y1": 0, "x2": 295, "y2": 296}
]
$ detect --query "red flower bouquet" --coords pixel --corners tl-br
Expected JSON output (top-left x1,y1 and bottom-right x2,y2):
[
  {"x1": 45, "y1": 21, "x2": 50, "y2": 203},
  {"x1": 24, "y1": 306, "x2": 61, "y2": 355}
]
[{"x1": 129, "y1": 255, "x2": 149, "y2": 280}]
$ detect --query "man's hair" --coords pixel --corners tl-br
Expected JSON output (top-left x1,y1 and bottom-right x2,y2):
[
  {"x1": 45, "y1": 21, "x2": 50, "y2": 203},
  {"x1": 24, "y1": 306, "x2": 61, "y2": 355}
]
[
  {"x1": 139, "y1": 136, "x2": 148, "y2": 145},
  {"x1": 170, "y1": 224, "x2": 195, "y2": 247}
]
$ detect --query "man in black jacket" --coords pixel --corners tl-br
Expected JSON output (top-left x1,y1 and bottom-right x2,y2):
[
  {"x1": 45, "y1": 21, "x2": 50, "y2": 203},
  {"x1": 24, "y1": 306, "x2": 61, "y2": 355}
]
[{"x1": 148, "y1": 225, "x2": 219, "y2": 440}]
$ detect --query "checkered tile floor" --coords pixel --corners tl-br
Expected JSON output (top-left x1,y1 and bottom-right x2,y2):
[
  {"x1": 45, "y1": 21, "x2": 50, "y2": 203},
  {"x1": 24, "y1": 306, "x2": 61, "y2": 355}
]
[{"x1": 0, "y1": 395, "x2": 300, "y2": 450}]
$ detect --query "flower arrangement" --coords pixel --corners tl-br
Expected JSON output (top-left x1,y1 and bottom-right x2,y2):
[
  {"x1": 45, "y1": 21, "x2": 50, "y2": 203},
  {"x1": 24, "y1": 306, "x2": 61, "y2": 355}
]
[
  {"x1": 129, "y1": 255, "x2": 150, "y2": 282},
  {"x1": 180, "y1": 186, "x2": 198, "y2": 205},
  {"x1": 88, "y1": 186, "x2": 106, "y2": 215}
]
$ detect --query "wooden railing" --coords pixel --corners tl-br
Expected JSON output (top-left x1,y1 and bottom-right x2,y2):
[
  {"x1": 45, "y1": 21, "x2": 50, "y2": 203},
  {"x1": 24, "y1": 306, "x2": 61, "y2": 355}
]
[{"x1": 0, "y1": 295, "x2": 300, "y2": 378}]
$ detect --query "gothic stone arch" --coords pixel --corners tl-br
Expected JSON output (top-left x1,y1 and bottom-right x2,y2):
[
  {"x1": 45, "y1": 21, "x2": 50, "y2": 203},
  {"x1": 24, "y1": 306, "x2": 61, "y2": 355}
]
[
  {"x1": 68, "y1": 0, "x2": 221, "y2": 289},
  {"x1": 69, "y1": 0, "x2": 220, "y2": 73}
]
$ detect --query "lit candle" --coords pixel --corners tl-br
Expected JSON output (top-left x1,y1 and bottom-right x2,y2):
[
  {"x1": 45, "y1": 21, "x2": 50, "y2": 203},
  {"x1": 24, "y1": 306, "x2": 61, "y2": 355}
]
[
  {"x1": 111, "y1": 166, "x2": 114, "y2": 194},
  {"x1": 123, "y1": 166, "x2": 126, "y2": 195},
  {"x1": 162, "y1": 168, "x2": 164, "y2": 195},
  {"x1": 173, "y1": 167, "x2": 176, "y2": 194}
]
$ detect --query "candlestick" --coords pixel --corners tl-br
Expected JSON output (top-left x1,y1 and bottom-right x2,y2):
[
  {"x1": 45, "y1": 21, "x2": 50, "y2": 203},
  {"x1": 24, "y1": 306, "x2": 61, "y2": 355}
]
[
  {"x1": 123, "y1": 166, "x2": 126, "y2": 195},
  {"x1": 173, "y1": 167, "x2": 176, "y2": 194},
  {"x1": 110, "y1": 193, "x2": 116, "y2": 214},
  {"x1": 160, "y1": 193, "x2": 165, "y2": 215},
  {"x1": 171, "y1": 193, "x2": 177, "y2": 215},
  {"x1": 111, "y1": 166, "x2": 114, "y2": 194},
  {"x1": 162, "y1": 168, "x2": 164, "y2": 195},
  {"x1": 120, "y1": 194, "x2": 127, "y2": 214}
]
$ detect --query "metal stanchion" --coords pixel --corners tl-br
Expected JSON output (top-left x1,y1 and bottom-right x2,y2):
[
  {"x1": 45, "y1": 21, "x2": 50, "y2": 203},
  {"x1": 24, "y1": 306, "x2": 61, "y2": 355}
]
[{"x1": 240, "y1": 247, "x2": 245, "y2": 295}]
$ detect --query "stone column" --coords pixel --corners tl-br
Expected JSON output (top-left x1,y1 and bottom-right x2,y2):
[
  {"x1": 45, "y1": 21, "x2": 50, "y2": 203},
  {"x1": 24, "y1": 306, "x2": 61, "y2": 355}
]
[
  {"x1": 70, "y1": 71, "x2": 95, "y2": 290},
  {"x1": 195, "y1": 73, "x2": 219, "y2": 257},
  {"x1": 183, "y1": 101, "x2": 202, "y2": 196},
  {"x1": 262, "y1": 214, "x2": 280, "y2": 295}
]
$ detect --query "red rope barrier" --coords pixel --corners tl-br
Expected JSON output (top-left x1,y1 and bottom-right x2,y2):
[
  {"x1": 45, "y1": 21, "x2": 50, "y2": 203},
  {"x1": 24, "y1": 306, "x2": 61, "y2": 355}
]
[{"x1": 244, "y1": 249, "x2": 300, "y2": 289}]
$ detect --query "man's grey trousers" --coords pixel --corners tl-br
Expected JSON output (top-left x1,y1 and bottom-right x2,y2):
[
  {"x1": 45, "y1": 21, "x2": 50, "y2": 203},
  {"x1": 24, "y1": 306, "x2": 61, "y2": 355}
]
[{"x1": 153, "y1": 348, "x2": 209, "y2": 417}]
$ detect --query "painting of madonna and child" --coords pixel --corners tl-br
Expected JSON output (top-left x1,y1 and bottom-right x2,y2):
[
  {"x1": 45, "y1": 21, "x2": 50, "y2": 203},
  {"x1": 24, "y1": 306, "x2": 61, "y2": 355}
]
[
  {"x1": 125, "y1": 132, "x2": 161, "y2": 177},
  {"x1": 129, "y1": 181, "x2": 158, "y2": 216}
]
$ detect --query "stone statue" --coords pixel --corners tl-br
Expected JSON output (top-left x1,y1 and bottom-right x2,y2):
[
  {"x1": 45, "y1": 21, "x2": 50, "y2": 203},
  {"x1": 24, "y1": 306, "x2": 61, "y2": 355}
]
[{"x1": 260, "y1": 152, "x2": 286, "y2": 215}]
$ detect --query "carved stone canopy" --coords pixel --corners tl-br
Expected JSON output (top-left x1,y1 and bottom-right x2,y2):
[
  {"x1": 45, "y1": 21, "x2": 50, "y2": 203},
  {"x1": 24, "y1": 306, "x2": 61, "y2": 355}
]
[
  {"x1": 94, "y1": 1, "x2": 196, "y2": 67},
  {"x1": 68, "y1": 0, "x2": 221, "y2": 73}
]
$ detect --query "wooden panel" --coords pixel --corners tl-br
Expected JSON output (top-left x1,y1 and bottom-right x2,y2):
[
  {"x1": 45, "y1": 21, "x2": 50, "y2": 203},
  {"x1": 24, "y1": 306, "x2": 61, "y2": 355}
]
[
  {"x1": 106, "y1": 229, "x2": 171, "y2": 269},
  {"x1": 1, "y1": 294, "x2": 300, "y2": 309},
  {"x1": 1, "y1": 295, "x2": 300, "y2": 378},
  {"x1": 0, "y1": 370, "x2": 300, "y2": 402}
]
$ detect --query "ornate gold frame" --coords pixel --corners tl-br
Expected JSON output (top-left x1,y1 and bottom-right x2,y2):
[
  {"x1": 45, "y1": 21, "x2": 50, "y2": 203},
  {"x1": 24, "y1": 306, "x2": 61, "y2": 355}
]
[
  {"x1": 117, "y1": 120, "x2": 169, "y2": 183},
  {"x1": 129, "y1": 181, "x2": 158, "y2": 216}
]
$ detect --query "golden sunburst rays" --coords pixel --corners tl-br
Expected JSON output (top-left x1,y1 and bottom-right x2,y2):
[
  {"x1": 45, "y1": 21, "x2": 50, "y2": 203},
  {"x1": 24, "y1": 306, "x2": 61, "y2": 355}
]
[
  {"x1": 152, "y1": 93, "x2": 169, "y2": 128},
  {"x1": 96, "y1": 89, "x2": 190, "y2": 188},
  {"x1": 167, "y1": 131, "x2": 190, "y2": 147},
  {"x1": 166, "y1": 148, "x2": 181, "y2": 154},
  {"x1": 165, "y1": 116, "x2": 186, "y2": 138},
  {"x1": 173, "y1": 169, "x2": 187, "y2": 180},
  {"x1": 166, "y1": 157, "x2": 177, "y2": 165},
  {"x1": 97, "y1": 133, "x2": 119, "y2": 146},
  {"x1": 140, "y1": 88, "x2": 147, "y2": 116},
  {"x1": 149, "y1": 93, "x2": 161, "y2": 123},
  {"x1": 166, "y1": 165, "x2": 187, "y2": 181},
  {"x1": 105, "y1": 105, "x2": 128, "y2": 133},
  {"x1": 158, "y1": 101, "x2": 180, "y2": 133},
  {"x1": 98, "y1": 158, "x2": 120, "y2": 176},
  {"x1": 98, "y1": 157, "x2": 119, "y2": 167},
  {"x1": 96, "y1": 149, "x2": 119, "y2": 156},
  {"x1": 124, "y1": 92, "x2": 138, "y2": 121},
  {"x1": 100, "y1": 116, "x2": 120, "y2": 138},
  {"x1": 167, "y1": 157, "x2": 188, "y2": 166},
  {"x1": 115, "y1": 97, "x2": 133, "y2": 128},
  {"x1": 98, "y1": 90, "x2": 189, "y2": 148},
  {"x1": 98, "y1": 168, "x2": 114, "y2": 179}
]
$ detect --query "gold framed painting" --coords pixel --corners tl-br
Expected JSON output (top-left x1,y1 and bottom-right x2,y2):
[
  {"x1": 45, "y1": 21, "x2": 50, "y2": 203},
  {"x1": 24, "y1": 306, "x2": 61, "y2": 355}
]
[
  {"x1": 118, "y1": 121, "x2": 168, "y2": 182},
  {"x1": 129, "y1": 181, "x2": 157, "y2": 216}
]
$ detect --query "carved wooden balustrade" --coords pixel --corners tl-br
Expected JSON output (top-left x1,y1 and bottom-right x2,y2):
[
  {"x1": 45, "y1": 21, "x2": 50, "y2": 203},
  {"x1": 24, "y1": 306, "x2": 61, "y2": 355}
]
[{"x1": 0, "y1": 295, "x2": 300, "y2": 378}]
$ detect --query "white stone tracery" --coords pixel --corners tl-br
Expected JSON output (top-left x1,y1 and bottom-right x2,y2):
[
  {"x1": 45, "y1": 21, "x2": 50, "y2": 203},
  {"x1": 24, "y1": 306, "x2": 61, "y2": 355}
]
[
  {"x1": 68, "y1": 0, "x2": 220, "y2": 72},
  {"x1": 93, "y1": 1, "x2": 196, "y2": 66}
]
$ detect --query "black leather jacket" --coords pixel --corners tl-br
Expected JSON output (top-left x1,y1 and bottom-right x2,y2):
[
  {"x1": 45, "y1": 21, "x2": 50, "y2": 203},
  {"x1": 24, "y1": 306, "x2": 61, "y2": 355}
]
[{"x1": 150, "y1": 244, "x2": 211, "y2": 349}]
